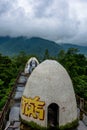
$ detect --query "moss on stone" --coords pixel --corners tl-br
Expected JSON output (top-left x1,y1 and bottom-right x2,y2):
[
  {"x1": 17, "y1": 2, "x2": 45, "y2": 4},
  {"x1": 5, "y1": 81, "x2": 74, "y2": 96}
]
[
  {"x1": 20, "y1": 118, "x2": 78, "y2": 130},
  {"x1": 59, "y1": 119, "x2": 78, "y2": 130},
  {"x1": 20, "y1": 118, "x2": 47, "y2": 130}
]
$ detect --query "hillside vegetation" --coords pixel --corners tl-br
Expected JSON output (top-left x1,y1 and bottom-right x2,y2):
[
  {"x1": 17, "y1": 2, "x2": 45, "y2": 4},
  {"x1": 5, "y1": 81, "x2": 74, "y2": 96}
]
[
  {"x1": 0, "y1": 36, "x2": 87, "y2": 58},
  {"x1": 57, "y1": 48, "x2": 87, "y2": 100},
  {"x1": 62, "y1": 43, "x2": 87, "y2": 56},
  {"x1": 0, "y1": 37, "x2": 62, "y2": 57},
  {"x1": 0, "y1": 52, "x2": 28, "y2": 110}
]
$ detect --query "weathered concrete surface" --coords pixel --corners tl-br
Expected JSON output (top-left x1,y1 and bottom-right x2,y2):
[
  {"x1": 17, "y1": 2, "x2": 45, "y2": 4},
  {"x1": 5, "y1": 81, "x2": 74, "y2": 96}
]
[
  {"x1": 83, "y1": 114, "x2": 87, "y2": 126},
  {"x1": 20, "y1": 60, "x2": 77, "y2": 128},
  {"x1": 14, "y1": 92, "x2": 23, "y2": 100},
  {"x1": 77, "y1": 121, "x2": 87, "y2": 130},
  {"x1": 5, "y1": 121, "x2": 20, "y2": 130},
  {"x1": 16, "y1": 84, "x2": 25, "y2": 88},
  {"x1": 9, "y1": 106, "x2": 20, "y2": 121},
  {"x1": 17, "y1": 76, "x2": 27, "y2": 84},
  {"x1": 16, "y1": 86, "x2": 25, "y2": 92},
  {"x1": 13, "y1": 102, "x2": 20, "y2": 107}
]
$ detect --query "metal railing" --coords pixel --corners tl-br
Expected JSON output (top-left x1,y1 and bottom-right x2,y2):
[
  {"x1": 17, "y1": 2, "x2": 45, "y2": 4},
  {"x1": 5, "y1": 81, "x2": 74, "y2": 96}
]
[{"x1": 76, "y1": 95, "x2": 87, "y2": 115}]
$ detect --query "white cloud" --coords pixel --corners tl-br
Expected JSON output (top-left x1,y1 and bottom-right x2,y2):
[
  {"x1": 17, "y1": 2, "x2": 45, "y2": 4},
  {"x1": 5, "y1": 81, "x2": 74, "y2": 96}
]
[{"x1": 0, "y1": 0, "x2": 87, "y2": 45}]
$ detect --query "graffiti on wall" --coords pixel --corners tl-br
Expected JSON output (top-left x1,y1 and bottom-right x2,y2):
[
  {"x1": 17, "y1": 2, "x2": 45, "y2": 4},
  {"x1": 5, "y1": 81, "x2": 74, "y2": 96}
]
[{"x1": 21, "y1": 96, "x2": 45, "y2": 120}]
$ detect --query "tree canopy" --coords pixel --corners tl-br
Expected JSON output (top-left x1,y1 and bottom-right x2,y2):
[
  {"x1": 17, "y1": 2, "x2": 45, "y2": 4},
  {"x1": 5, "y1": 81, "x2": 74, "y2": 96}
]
[{"x1": 57, "y1": 48, "x2": 87, "y2": 100}]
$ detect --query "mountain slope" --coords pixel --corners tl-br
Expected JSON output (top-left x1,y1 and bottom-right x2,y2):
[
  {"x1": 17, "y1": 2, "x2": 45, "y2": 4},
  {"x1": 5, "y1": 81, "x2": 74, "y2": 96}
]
[
  {"x1": 61, "y1": 44, "x2": 87, "y2": 55},
  {"x1": 0, "y1": 36, "x2": 87, "y2": 57},
  {"x1": 0, "y1": 37, "x2": 62, "y2": 57}
]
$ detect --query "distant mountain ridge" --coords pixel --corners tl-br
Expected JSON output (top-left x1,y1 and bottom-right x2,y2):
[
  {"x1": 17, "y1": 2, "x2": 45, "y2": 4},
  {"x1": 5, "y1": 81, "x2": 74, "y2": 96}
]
[
  {"x1": 0, "y1": 36, "x2": 62, "y2": 57},
  {"x1": 0, "y1": 36, "x2": 87, "y2": 57},
  {"x1": 61, "y1": 43, "x2": 87, "y2": 56}
]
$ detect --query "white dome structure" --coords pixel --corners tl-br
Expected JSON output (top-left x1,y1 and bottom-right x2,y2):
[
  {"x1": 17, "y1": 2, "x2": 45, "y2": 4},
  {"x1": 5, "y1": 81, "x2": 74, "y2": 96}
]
[
  {"x1": 24, "y1": 57, "x2": 39, "y2": 74},
  {"x1": 20, "y1": 60, "x2": 77, "y2": 129}
]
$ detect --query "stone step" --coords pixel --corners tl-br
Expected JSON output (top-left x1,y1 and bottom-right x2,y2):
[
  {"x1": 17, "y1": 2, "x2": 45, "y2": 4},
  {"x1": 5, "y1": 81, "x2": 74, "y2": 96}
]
[
  {"x1": 14, "y1": 91, "x2": 23, "y2": 101},
  {"x1": 9, "y1": 107, "x2": 20, "y2": 121},
  {"x1": 77, "y1": 121, "x2": 87, "y2": 130}
]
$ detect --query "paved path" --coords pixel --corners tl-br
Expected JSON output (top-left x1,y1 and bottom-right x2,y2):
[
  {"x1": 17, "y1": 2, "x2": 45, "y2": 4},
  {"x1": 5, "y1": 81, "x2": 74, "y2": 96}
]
[
  {"x1": 77, "y1": 121, "x2": 87, "y2": 130},
  {"x1": 5, "y1": 73, "x2": 28, "y2": 130}
]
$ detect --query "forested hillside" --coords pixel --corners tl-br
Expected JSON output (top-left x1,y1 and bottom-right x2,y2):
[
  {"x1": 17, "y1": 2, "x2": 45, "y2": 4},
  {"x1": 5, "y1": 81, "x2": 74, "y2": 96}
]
[
  {"x1": 62, "y1": 44, "x2": 87, "y2": 56},
  {"x1": 0, "y1": 37, "x2": 62, "y2": 57},
  {"x1": 0, "y1": 36, "x2": 87, "y2": 58},
  {"x1": 44, "y1": 48, "x2": 87, "y2": 100}
]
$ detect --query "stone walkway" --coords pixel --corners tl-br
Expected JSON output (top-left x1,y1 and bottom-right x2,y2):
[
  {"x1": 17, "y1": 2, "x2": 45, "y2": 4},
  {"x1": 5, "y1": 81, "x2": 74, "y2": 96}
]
[
  {"x1": 77, "y1": 121, "x2": 87, "y2": 130},
  {"x1": 5, "y1": 73, "x2": 28, "y2": 130}
]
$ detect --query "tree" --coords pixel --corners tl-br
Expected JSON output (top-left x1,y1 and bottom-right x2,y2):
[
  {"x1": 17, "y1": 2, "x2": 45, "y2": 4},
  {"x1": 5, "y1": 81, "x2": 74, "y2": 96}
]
[
  {"x1": 66, "y1": 48, "x2": 79, "y2": 55},
  {"x1": 57, "y1": 50, "x2": 65, "y2": 61},
  {"x1": 43, "y1": 49, "x2": 50, "y2": 60},
  {"x1": 13, "y1": 51, "x2": 28, "y2": 70},
  {"x1": 56, "y1": 48, "x2": 87, "y2": 100}
]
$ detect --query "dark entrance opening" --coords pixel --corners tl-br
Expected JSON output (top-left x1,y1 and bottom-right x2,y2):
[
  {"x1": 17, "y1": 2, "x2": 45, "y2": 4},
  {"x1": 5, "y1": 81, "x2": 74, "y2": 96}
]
[{"x1": 48, "y1": 103, "x2": 59, "y2": 128}]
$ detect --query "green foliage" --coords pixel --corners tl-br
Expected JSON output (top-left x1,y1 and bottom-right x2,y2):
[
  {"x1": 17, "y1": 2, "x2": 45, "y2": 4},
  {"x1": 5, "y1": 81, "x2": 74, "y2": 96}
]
[
  {"x1": 73, "y1": 75, "x2": 87, "y2": 98},
  {"x1": 0, "y1": 54, "x2": 17, "y2": 110},
  {"x1": 0, "y1": 52, "x2": 30, "y2": 110},
  {"x1": 57, "y1": 48, "x2": 87, "y2": 100},
  {"x1": 57, "y1": 49, "x2": 65, "y2": 61},
  {"x1": 0, "y1": 95, "x2": 8, "y2": 111},
  {"x1": 0, "y1": 79, "x2": 4, "y2": 86},
  {"x1": 43, "y1": 49, "x2": 50, "y2": 60},
  {"x1": 0, "y1": 52, "x2": 40, "y2": 110},
  {"x1": 13, "y1": 51, "x2": 28, "y2": 71}
]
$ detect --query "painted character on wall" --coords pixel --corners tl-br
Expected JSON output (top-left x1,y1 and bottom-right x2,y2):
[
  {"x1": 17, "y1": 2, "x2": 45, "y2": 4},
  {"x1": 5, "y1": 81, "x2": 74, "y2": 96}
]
[{"x1": 21, "y1": 96, "x2": 45, "y2": 120}]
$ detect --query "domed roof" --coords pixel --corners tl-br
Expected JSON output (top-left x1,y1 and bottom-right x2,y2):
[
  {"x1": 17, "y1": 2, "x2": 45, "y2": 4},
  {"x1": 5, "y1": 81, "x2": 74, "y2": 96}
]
[
  {"x1": 24, "y1": 57, "x2": 39, "y2": 74},
  {"x1": 27, "y1": 57, "x2": 39, "y2": 65},
  {"x1": 20, "y1": 60, "x2": 77, "y2": 128},
  {"x1": 24, "y1": 60, "x2": 75, "y2": 100}
]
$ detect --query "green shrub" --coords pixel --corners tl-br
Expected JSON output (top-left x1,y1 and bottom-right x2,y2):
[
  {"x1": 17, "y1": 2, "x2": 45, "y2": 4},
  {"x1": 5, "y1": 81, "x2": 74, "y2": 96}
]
[{"x1": 0, "y1": 98, "x2": 6, "y2": 110}]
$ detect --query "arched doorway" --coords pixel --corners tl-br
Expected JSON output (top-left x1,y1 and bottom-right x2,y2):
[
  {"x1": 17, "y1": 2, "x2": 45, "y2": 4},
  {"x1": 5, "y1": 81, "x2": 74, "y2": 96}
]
[{"x1": 48, "y1": 103, "x2": 59, "y2": 128}]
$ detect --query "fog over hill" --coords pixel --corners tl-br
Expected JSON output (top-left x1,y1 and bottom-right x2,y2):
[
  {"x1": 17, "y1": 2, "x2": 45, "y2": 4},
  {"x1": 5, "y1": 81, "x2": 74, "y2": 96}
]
[
  {"x1": 0, "y1": 36, "x2": 87, "y2": 57},
  {"x1": 0, "y1": 0, "x2": 87, "y2": 46},
  {"x1": 0, "y1": 37, "x2": 61, "y2": 57}
]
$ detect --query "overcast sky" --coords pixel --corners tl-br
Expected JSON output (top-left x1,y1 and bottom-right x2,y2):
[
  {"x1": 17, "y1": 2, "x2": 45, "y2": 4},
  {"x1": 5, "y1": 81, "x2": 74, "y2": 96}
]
[{"x1": 0, "y1": 0, "x2": 87, "y2": 45}]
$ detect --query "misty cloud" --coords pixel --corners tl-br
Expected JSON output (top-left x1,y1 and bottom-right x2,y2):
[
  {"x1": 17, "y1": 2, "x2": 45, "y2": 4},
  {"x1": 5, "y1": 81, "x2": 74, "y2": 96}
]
[{"x1": 0, "y1": 0, "x2": 87, "y2": 45}]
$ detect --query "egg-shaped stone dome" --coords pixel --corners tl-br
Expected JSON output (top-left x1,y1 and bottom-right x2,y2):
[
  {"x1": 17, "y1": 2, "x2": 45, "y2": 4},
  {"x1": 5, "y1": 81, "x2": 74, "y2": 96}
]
[
  {"x1": 24, "y1": 57, "x2": 39, "y2": 74},
  {"x1": 20, "y1": 60, "x2": 77, "y2": 129}
]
